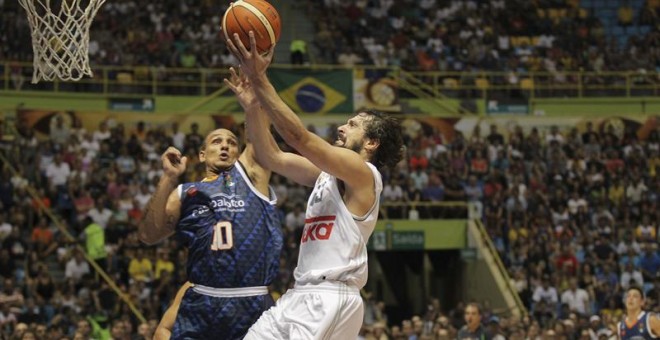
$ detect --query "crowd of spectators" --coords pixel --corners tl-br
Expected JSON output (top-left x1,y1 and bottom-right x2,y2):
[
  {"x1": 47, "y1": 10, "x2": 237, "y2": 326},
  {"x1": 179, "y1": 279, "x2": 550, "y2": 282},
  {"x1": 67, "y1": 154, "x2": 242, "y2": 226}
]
[
  {"x1": 1, "y1": 0, "x2": 658, "y2": 74},
  {"x1": 368, "y1": 117, "x2": 659, "y2": 339},
  {"x1": 0, "y1": 112, "x2": 658, "y2": 339},
  {"x1": 308, "y1": 0, "x2": 659, "y2": 75}
]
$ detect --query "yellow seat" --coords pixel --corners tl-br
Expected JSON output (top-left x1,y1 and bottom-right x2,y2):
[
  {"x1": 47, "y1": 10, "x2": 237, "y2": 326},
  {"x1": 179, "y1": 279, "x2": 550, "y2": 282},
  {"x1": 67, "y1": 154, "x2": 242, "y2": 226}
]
[
  {"x1": 117, "y1": 72, "x2": 134, "y2": 84},
  {"x1": 579, "y1": 8, "x2": 588, "y2": 19},
  {"x1": 134, "y1": 67, "x2": 150, "y2": 81},
  {"x1": 531, "y1": 36, "x2": 540, "y2": 46},
  {"x1": 521, "y1": 78, "x2": 534, "y2": 90},
  {"x1": 517, "y1": 36, "x2": 532, "y2": 46},
  {"x1": 443, "y1": 78, "x2": 459, "y2": 89},
  {"x1": 476, "y1": 78, "x2": 489, "y2": 90}
]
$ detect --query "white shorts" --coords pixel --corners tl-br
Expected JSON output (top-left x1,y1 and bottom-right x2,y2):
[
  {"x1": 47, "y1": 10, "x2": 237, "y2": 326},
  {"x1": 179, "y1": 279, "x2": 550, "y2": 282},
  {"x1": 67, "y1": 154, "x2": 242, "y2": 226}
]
[{"x1": 244, "y1": 281, "x2": 363, "y2": 340}]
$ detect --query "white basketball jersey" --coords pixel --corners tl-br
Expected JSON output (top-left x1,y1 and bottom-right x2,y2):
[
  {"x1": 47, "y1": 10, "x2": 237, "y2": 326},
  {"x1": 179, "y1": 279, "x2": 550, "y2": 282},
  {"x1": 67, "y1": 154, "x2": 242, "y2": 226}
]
[{"x1": 293, "y1": 162, "x2": 382, "y2": 288}]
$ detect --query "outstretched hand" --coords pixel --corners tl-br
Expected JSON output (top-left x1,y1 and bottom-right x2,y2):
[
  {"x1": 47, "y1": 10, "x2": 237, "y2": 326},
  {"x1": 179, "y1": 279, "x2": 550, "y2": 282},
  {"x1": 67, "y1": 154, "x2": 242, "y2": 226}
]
[
  {"x1": 226, "y1": 31, "x2": 275, "y2": 81},
  {"x1": 224, "y1": 67, "x2": 258, "y2": 109},
  {"x1": 161, "y1": 147, "x2": 187, "y2": 178}
]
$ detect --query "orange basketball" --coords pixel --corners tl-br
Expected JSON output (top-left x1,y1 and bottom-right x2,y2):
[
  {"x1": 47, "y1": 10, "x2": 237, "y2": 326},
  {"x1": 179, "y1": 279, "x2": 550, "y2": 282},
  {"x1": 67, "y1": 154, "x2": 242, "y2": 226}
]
[{"x1": 222, "y1": 0, "x2": 281, "y2": 54}]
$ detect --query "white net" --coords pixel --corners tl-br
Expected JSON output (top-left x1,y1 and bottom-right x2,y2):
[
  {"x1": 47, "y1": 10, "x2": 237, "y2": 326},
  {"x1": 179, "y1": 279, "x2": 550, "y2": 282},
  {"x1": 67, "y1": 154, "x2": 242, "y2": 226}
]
[{"x1": 18, "y1": 0, "x2": 106, "y2": 83}]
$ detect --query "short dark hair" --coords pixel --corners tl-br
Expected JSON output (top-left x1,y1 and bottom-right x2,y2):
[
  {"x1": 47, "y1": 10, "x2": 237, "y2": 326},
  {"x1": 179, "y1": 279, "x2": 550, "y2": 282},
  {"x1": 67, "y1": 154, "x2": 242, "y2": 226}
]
[
  {"x1": 465, "y1": 302, "x2": 482, "y2": 315},
  {"x1": 627, "y1": 286, "x2": 645, "y2": 299},
  {"x1": 360, "y1": 109, "x2": 404, "y2": 170}
]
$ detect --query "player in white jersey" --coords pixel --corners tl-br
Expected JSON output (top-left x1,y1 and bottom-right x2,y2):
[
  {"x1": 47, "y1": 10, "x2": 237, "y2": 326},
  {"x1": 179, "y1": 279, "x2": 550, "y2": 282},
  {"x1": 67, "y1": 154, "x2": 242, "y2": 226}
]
[{"x1": 226, "y1": 32, "x2": 404, "y2": 339}]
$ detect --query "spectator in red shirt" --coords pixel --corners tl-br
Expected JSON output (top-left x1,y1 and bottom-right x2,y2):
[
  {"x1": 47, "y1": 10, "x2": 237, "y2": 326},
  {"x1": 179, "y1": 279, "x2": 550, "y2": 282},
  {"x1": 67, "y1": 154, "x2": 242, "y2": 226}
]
[
  {"x1": 409, "y1": 149, "x2": 429, "y2": 171},
  {"x1": 555, "y1": 245, "x2": 578, "y2": 276}
]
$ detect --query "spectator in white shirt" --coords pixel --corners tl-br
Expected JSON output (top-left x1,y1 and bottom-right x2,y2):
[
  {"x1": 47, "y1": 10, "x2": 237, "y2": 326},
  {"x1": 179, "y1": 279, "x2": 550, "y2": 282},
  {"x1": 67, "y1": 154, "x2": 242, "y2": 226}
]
[
  {"x1": 560, "y1": 278, "x2": 590, "y2": 315},
  {"x1": 134, "y1": 184, "x2": 152, "y2": 210},
  {"x1": 49, "y1": 115, "x2": 71, "y2": 147},
  {"x1": 382, "y1": 178, "x2": 405, "y2": 219},
  {"x1": 87, "y1": 198, "x2": 113, "y2": 229},
  {"x1": 79, "y1": 133, "x2": 100, "y2": 158},
  {"x1": 626, "y1": 177, "x2": 648, "y2": 204},
  {"x1": 545, "y1": 126, "x2": 565, "y2": 145},
  {"x1": 64, "y1": 251, "x2": 90, "y2": 282},
  {"x1": 620, "y1": 262, "x2": 644, "y2": 290},
  {"x1": 566, "y1": 191, "x2": 588, "y2": 214},
  {"x1": 0, "y1": 213, "x2": 12, "y2": 240},
  {"x1": 44, "y1": 154, "x2": 71, "y2": 189},
  {"x1": 617, "y1": 234, "x2": 642, "y2": 255},
  {"x1": 533, "y1": 276, "x2": 558, "y2": 310},
  {"x1": 92, "y1": 121, "x2": 111, "y2": 142},
  {"x1": 170, "y1": 122, "x2": 186, "y2": 151}
]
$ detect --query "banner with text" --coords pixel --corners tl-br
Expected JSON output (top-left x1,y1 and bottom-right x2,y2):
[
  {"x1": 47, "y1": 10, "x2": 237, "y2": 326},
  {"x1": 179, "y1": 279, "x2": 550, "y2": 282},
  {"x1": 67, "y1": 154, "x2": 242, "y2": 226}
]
[{"x1": 268, "y1": 69, "x2": 353, "y2": 114}]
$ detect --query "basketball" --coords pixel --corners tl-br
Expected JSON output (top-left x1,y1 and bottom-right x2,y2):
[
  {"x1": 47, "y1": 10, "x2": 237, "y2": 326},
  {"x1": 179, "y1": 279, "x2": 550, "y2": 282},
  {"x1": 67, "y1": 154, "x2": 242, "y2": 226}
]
[{"x1": 222, "y1": 0, "x2": 281, "y2": 54}]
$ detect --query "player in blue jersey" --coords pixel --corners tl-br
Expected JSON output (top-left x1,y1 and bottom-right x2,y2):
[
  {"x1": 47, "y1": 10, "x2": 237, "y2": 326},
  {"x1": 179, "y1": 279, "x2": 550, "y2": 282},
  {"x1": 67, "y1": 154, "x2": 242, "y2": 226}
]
[
  {"x1": 618, "y1": 286, "x2": 660, "y2": 339},
  {"x1": 138, "y1": 106, "x2": 284, "y2": 338}
]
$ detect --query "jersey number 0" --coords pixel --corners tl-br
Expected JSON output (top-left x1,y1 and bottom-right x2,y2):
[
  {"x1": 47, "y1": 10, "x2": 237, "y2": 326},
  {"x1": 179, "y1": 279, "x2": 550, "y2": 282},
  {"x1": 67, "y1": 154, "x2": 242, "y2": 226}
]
[{"x1": 211, "y1": 221, "x2": 233, "y2": 250}]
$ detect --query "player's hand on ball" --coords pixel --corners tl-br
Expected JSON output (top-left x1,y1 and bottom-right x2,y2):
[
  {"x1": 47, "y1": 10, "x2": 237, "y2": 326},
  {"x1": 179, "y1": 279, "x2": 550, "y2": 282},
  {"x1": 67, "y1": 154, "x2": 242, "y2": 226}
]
[
  {"x1": 227, "y1": 31, "x2": 274, "y2": 80},
  {"x1": 161, "y1": 147, "x2": 187, "y2": 178}
]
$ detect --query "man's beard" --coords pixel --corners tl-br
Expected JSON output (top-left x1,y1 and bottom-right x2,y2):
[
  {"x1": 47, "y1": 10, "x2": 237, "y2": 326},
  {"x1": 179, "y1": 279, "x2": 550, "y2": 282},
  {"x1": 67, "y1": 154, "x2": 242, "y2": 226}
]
[
  {"x1": 335, "y1": 137, "x2": 363, "y2": 154},
  {"x1": 349, "y1": 142, "x2": 363, "y2": 154}
]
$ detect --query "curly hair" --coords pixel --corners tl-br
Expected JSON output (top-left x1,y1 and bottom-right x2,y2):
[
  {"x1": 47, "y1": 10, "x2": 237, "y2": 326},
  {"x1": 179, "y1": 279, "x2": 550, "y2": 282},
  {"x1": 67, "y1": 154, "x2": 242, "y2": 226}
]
[{"x1": 360, "y1": 109, "x2": 404, "y2": 170}]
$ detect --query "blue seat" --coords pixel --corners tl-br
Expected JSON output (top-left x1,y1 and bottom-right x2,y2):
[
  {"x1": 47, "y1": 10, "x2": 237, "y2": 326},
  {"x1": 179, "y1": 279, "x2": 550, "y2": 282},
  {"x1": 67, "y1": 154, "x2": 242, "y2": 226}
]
[
  {"x1": 612, "y1": 26, "x2": 625, "y2": 36},
  {"x1": 639, "y1": 26, "x2": 651, "y2": 35},
  {"x1": 618, "y1": 36, "x2": 628, "y2": 47}
]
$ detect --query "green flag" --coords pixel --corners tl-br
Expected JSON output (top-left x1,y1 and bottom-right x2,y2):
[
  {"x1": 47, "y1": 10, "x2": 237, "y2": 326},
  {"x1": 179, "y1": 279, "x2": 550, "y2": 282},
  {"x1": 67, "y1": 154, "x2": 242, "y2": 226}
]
[{"x1": 268, "y1": 69, "x2": 353, "y2": 114}]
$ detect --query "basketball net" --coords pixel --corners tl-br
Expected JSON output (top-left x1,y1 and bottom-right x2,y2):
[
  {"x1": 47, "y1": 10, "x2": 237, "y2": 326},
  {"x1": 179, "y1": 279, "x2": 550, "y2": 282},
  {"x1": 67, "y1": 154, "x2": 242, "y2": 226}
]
[{"x1": 18, "y1": 0, "x2": 106, "y2": 83}]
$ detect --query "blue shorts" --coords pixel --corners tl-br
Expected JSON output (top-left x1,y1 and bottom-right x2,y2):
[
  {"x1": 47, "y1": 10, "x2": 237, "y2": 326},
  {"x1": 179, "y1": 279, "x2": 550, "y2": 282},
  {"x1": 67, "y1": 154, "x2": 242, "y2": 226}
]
[{"x1": 171, "y1": 288, "x2": 274, "y2": 340}]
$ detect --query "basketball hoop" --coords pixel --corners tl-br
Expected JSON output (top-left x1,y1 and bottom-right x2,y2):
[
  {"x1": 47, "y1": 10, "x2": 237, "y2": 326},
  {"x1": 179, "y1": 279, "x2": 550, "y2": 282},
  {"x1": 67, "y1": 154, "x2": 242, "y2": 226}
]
[{"x1": 18, "y1": 0, "x2": 106, "y2": 83}]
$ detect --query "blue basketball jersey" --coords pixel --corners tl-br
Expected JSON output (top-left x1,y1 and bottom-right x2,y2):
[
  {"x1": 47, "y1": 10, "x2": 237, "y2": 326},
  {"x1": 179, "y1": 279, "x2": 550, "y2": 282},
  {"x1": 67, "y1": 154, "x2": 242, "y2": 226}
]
[
  {"x1": 619, "y1": 311, "x2": 659, "y2": 339},
  {"x1": 176, "y1": 161, "x2": 283, "y2": 288}
]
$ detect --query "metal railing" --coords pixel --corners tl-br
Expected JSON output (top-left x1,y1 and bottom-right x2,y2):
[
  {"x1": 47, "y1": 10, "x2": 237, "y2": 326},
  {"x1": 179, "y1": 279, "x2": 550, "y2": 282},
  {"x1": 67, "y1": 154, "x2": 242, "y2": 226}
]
[
  {"x1": 472, "y1": 219, "x2": 527, "y2": 318},
  {"x1": 1, "y1": 61, "x2": 658, "y2": 100},
  {"x1": 406, "y1": 70, "x2": 660, "y2": 99}
]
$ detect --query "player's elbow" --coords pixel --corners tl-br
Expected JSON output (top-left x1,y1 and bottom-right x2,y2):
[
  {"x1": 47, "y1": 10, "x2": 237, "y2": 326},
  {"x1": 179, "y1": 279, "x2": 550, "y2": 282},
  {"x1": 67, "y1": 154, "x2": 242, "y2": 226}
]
[{"x1": 137, "y1": 226, "x2": 159, "y2": 245}]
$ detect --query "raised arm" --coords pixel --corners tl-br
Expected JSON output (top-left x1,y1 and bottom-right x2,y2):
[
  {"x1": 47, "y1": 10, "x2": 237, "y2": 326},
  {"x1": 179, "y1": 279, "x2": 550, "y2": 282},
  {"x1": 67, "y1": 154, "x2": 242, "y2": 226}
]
[
  {"x1": 138, "y1": 147, "x2": 185, "y2": 245},
  {"x1": 225, "y1": 67, "x2": 321, "y2": 187},
  {"x1": 227, "y1": 33, "x2": 375, "y2": 191}
]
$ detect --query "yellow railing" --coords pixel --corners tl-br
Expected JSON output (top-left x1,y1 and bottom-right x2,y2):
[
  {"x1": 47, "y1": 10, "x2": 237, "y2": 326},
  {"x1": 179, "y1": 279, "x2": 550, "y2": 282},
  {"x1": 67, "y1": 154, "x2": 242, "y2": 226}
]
[
  {"x1": 407, "y1": 70, "x2": 660, "y2": 99},
  {"x1": 471, "y1": 219, "x2": 527, "y2": 318},
  {"x1": 1, "y1": 61, "x2": 658, "y2": 99}
]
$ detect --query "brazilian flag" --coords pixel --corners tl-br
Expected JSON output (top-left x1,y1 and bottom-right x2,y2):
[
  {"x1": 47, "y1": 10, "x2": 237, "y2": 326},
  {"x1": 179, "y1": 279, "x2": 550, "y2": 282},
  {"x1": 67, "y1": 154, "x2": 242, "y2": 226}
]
[{"x1": 268, "y1": 69, "x2": 353, "y2": 114}]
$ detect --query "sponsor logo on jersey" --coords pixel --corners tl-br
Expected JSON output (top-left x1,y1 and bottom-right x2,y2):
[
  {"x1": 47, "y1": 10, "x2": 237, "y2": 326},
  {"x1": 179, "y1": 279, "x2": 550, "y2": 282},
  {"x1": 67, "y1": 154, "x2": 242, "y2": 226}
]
[
  {"x1": 192, "y1": 193, "x2": 246, "y2": 216},
  {"x1": 301, "y1": 215, "x2": 335, "y2": 243}
]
